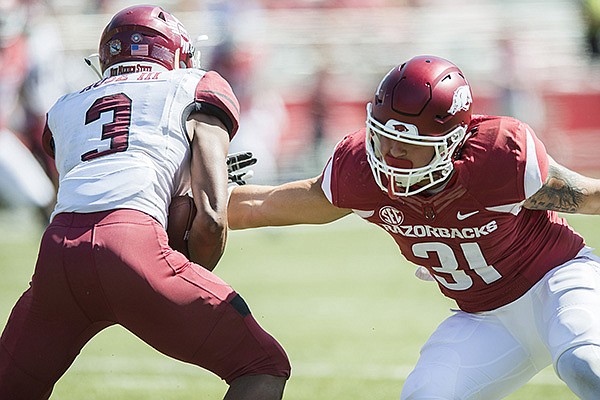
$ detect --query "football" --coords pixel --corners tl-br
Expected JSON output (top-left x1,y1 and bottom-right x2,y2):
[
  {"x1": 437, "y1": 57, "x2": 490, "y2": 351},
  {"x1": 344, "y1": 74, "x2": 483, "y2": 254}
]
[{"x1": 166, "y1": 194, "x2": 197, "y2": 258}]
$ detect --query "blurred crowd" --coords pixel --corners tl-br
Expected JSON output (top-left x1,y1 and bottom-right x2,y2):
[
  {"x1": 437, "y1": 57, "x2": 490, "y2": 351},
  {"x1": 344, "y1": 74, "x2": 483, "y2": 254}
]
[
  {"x1": 0, "y1": 0, "x2": 67, "y2": 223},
  {"x1": 1, "y1": 0, "x2": 599, "y2": 226}
]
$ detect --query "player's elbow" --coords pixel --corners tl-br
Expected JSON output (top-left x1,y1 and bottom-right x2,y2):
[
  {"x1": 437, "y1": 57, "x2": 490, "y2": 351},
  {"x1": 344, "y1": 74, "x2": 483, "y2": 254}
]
[
  {"x1": 187, "y1": 212, "x2": 227, "y2": 270},
  {"x1": 195, "y1": 211, "x2": 227, "y2": 237}
]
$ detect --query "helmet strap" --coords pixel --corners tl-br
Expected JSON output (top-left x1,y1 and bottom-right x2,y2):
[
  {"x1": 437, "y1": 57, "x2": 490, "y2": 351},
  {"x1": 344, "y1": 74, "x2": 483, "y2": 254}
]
[
  {"x1": 174, "y1": 48, "x2": 180, "y2": 69},
  {"x1": 84, "y1": 53, "x2": 102, "y2": 79}
]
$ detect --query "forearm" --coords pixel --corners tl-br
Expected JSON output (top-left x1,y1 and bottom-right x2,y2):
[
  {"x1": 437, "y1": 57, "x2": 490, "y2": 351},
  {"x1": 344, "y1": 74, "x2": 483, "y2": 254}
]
[
  {"x1": 572, "y1": 174, "x2": 600, "y2": 214},
  {"x1": 188, "y1": 177, "x2": 229, "y2": 270},
  {"x1": 524, "y1": 161, "x2": 600, "y2": 215},
  {"x1": 228, "y1": 183, "x2": 311, "y2": 229},
  {"x1": 188, "y1": 218, "x2": 227, "y2": 271},
  {"x1": 228, "y1": 178, "x2": 351, "y2": 229},
  {"x1": 187, "y1": 112, "x2": 230, "y2": 269},
  {"x1": 187, "y1": 174, "x2": 228, "y2": 269}
]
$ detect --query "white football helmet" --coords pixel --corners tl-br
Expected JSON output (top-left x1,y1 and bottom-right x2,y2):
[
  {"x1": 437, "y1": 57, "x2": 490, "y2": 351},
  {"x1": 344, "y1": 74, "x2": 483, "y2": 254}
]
[{"x1": 365, "y1": 55, "x2": 472, "y2": 197}]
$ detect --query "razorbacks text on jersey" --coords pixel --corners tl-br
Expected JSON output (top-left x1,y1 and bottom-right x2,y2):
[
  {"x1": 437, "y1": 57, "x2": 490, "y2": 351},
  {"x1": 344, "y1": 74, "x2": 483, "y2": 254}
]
[
  {"x1": 42, "y1": 69, "x2": 239, "y2": 228},
  {"x1": 321, "y1": 115, "x2": 584, "y2": 312}
]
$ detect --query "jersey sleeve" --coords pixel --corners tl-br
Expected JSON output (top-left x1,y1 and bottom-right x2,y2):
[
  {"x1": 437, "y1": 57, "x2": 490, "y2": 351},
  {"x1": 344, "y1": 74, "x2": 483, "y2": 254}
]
[
  {"x1": 522, "y1": 123, "x2": 549, "y2": 199},
  {"x1": 321, "y1": 133, "x2": 357, "y2": 207},
  {"x1": 321, "y1": 155, "x2": 335, "y2": 204},
  {"x1": 460, "y1": 116, "x2": 549, "y2": 206},
  {"x1": 320, "y1": 130, "x2": 380, "y2": 209},
  {"x1": 194, "y1": 70, "x2": 240, "y2": 140},
  {"x1": 42, "y1": 114, "x2": 55, "y2": 159}
]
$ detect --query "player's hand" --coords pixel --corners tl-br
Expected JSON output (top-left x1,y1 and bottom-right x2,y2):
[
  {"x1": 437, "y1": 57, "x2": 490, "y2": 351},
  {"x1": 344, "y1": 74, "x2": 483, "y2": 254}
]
[
  {"x1": 227, "y1": 151, "x2": 257, "y2": 186},
  {"x1": 415, "y1": 266, "x2": 435, "y2": 282}
]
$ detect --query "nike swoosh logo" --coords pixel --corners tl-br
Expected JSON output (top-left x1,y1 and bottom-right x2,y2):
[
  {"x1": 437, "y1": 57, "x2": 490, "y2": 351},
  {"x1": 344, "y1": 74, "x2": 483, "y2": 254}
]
[{"x1": 456, "y1": 210, "x2": 479, "y2": 220}]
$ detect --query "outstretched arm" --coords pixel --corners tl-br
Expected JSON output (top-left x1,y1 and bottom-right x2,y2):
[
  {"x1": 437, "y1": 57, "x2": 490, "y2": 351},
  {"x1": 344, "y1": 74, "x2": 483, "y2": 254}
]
[
  {"x1": 524, "y1": 157, "x2": 600, "y2": 214},
  {"x1": 228, "y1": 176, "x2": 352, "y2": 229}
]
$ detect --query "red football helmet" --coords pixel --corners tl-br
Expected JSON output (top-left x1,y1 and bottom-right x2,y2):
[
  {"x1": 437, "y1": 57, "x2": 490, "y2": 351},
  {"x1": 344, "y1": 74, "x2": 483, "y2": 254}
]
[
  {"x1": 365, "y1": 55, "x2": 473, "y2": 197},
  {"x1": 98, "y1": 5, "x2": 199, "y2": 77}
]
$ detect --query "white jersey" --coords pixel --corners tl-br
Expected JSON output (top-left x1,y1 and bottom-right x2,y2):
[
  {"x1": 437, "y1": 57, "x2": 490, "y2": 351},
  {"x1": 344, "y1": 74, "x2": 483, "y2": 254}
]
[{"x1": 46, "y1": 69, "x2": 209, "y2": 227}]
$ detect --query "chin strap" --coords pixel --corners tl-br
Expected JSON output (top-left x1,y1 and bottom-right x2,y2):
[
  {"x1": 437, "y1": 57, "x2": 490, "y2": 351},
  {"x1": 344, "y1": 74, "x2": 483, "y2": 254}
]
[{"x1": 84, "y1": 53, "x2": 102, "y2": 79}]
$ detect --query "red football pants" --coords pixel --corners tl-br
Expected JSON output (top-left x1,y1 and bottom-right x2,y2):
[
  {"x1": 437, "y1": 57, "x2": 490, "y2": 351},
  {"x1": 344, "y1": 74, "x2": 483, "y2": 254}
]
[{"x1": 0, "y1": 209, "x2": 290, "y2": 399}]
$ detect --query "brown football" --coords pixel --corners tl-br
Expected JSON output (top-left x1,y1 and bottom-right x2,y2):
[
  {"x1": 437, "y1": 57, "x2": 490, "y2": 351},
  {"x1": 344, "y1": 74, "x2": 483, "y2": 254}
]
[{"x1": 166, "y1": 195, "x2": 197, "y2": 258}]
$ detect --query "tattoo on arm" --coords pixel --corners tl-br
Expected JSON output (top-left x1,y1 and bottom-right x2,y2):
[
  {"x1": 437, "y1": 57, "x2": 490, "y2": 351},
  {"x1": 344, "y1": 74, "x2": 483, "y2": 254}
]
[{"x1": 524, "y1": 164, "x2": 585, "y2": 213}]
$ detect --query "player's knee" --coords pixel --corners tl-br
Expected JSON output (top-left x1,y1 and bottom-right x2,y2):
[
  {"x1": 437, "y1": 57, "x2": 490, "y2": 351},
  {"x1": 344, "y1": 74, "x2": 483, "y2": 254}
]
[
  {"x1": 227, "y1": 374, "x2": 287, "y2": 400},
  {"x1": 556, "y1": 344, "x2": 600, "y2": 399}
]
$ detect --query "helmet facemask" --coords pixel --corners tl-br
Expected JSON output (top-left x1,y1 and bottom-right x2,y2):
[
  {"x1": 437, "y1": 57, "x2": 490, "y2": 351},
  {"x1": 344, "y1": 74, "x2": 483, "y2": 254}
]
[{"x1": 365, "y1": 102, "x2": 466, "y2": 197}]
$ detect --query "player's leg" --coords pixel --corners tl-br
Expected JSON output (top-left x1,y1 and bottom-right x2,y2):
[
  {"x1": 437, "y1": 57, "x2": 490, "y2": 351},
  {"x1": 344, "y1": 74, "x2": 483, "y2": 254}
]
[
  {"x1": 0, "y1": 289, "x2": 55, "y2": 400},
  {"x1": 0, "y1": 217, "x2": 112, "y2": 399},
  {"x1": 556, "y1": 344, "x2": 600, "y2": 399},
  {"x1": 536, "y1": 249, "x2": 600, "y2": 400},
  {"x1": 225, "y1": 374, "x2": 287, "y2": 400},
  {"x1": 400, "y1": 305, "x2": 551, "y2": 400},
  {"x1": 91, "y1": 210, "x2": 290, "y2": 399}
]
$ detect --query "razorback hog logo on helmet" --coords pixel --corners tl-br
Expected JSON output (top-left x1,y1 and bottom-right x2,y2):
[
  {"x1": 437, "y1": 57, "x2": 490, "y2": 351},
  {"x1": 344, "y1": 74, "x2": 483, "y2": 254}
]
[{"x1": 447, "y1": 85, "x2": 472, "y2": 115}]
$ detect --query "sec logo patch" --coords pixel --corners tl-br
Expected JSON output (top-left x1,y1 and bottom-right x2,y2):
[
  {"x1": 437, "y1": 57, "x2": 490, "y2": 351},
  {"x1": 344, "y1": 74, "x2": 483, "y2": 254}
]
[{"x1": 379, "y1": 206, "x2": 404, "y2": 226}]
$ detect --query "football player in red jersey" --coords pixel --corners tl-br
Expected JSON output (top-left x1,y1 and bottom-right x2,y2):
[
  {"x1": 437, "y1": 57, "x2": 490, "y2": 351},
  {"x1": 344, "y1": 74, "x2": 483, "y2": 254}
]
[
  {"x1": 228, "y1": 55, "x2": 600, "y2": 399},
  {"x1": 0, "y1": 5, "x2": 289, "y2": 399}
]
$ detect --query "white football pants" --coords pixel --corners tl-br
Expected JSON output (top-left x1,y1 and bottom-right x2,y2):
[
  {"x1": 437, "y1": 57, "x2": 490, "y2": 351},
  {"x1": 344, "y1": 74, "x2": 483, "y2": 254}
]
[{"x1": 401, "y1": 247, "x2": 600, "y2": 399}]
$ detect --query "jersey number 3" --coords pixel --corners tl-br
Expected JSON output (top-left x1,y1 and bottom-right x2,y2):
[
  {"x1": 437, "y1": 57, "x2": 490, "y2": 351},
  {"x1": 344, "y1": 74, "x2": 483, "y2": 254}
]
[{"x1": 81, "y1": 93, "x2": 132, "y2": 161}]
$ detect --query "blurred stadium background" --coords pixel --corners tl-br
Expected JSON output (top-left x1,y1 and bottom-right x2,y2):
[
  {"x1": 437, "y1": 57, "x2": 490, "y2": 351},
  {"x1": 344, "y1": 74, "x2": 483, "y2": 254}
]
[
  {"x1": 0, "y1": 0, "x2": 599, "y2": 398},
  {"x1": 6, "y1": 0, "x2": 600, "y2": 185}
]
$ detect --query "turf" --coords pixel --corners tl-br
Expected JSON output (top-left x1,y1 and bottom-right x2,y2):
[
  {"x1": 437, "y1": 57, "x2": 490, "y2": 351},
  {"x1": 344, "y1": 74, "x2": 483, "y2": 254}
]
[{"x1": 1, "y1": 210, "x2": 596, "y2": 399}]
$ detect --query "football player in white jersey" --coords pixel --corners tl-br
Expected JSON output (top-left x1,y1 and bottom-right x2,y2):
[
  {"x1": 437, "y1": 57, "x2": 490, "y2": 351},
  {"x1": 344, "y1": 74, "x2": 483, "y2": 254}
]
[
  {"x1": 0, "y1": 5, "x2": 290, "y2": 399},
  {"x1": 227, "y1": 55, "x2": 600, "y2": 399}
]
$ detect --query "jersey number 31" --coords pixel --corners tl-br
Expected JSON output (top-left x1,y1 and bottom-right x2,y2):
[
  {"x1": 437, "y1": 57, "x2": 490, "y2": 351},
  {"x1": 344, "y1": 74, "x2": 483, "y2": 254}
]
[{"x1": 413, "y1": 242, "x2": 502, "y2": 290}]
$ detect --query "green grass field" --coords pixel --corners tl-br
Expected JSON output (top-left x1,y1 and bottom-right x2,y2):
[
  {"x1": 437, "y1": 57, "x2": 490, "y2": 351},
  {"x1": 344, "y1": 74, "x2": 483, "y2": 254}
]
[{"x1": 1, "y1": 210, "x2": 597, "y2": 399}]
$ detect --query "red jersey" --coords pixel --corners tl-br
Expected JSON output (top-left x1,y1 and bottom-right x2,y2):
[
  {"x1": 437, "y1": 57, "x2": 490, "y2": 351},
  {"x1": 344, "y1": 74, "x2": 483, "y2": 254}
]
[{"x1": 321, "y1": 115, "x2": 584, "y2": 312}]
